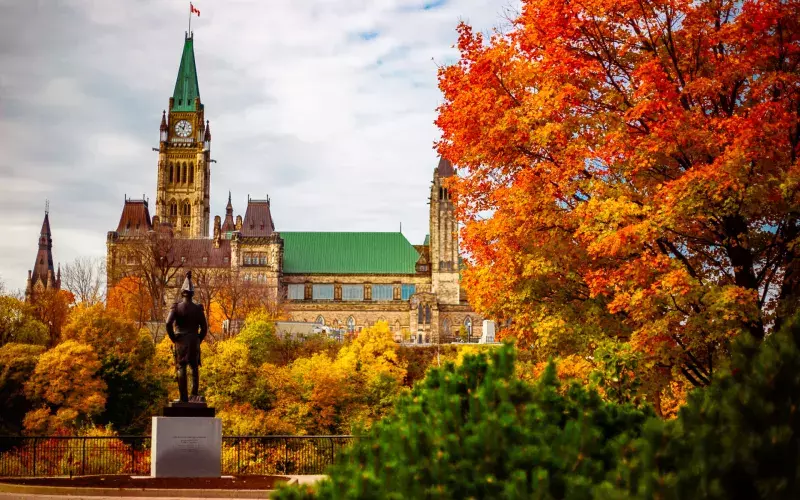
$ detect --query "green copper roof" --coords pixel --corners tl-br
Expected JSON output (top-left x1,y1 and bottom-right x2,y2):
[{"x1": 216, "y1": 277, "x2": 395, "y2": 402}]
[
  {"x1": 423, "y1": 234, "x2": 430, "y2": 246},
  {"x1": 172, "y1": 36, "x2": 200, "y2": 112},
  {"x1": 281, "y1": 232, "x2": 420, "y2": 274}
]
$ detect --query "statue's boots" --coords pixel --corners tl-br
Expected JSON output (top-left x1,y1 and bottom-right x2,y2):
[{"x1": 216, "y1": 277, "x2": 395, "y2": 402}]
[{"x1": 178, "y1": 366, "x2": 189, "y2": 402}]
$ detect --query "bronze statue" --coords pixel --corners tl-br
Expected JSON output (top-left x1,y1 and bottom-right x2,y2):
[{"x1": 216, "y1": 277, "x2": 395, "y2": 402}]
[{"x1": 165, "y1": 271, "x2": 208, "y2": 403}]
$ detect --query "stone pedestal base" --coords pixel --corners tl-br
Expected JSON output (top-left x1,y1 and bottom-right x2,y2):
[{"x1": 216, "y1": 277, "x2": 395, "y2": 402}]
[
  {"x1": 163, "y1": 401, "x2": 215, "y2": 417},
  {"x1": 151, "y1": 417, "x2": 222, "y2": 477}
]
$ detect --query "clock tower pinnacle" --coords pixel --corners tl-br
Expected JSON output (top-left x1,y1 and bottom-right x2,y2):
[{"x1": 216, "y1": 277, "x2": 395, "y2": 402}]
[{"x1": 155, "y1": 33, "x2": 211, "y2": 239}]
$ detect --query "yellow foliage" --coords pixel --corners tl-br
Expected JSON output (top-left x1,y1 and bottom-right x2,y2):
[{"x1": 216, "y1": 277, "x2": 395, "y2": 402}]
[
  {"x1": 61, "y1": 303, "x2": 140, "y2": 359},
  {"x1": 335, "y1": 321, "x2": 407, "y2": 385},
  {"x1": 526, "y1": 354, "x2": 595, "y2": 385},
  {"x1": 24, "y1": 340, "x2": 106, "y2": 433}
]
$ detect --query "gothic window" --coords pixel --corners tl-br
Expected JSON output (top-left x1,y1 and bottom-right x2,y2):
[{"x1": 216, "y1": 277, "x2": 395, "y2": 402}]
[
  {"x1": 189, "y1": 162, "x2": 194, "y2": 184},
  {"x1": 182, "y1": 202, "x2": 191, "y2": 216},
  {"x1": 395, "y1": 320, "x2": 401, "y2": 332},
  {"x1": 417, "y1": 304, "x2": 423, "y2": 324},
  {"x1": 169, "y1": 202, "x2": 178, "y2": 217},
  {"x1": 182, "y1": 163, "x2": 187, "y2": 183},
  {"x1": 443, "y1": 319, "x2": 451, "y2": 336},
  {"x1": 315, "y1": 315, "x2": 325, "y2": 326},
  {"x1": 425, "y1": 305, "x2": 432, "y2": 325},
  {"x1": 347, "y1": 316, "x2": 356, "y2": 333},
  {"x1": 169, "y1": 163, "x2": 174, "y2": 183}
]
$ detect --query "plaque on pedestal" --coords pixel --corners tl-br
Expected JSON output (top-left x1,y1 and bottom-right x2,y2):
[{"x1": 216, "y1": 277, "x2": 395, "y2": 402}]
[{"x1": 151, "y1": 416, "x2": 222, "y2": 477}]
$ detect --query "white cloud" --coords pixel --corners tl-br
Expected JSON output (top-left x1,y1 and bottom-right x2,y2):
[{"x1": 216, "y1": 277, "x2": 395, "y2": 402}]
[{"x1": 0, "y1": 0, "x2": 513, "y2": 291}]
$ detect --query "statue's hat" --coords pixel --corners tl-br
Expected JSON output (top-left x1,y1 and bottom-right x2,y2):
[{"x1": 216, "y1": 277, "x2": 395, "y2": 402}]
[{"x1": 181, "y1": 271, "x2": 195, "y2": 295}]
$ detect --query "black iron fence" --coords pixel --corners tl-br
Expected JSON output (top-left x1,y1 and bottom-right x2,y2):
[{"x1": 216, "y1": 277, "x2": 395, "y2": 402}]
[{"x1": 0, "y1": 435, "x2": 356, "y2": 477}]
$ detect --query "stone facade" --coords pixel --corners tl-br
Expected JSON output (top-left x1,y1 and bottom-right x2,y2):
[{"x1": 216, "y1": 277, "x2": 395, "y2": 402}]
[{"x1": 106, "y1": 33, "x2": 483, "y2": 344}]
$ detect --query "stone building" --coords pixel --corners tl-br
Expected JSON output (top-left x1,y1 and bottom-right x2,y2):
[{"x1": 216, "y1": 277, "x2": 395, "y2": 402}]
[
  {"x1": 26, "y1": 208, "x2": 61, "y2": 302},
  {"x1": 107, "y1": 33, "x2": 482, "y2": 343}
]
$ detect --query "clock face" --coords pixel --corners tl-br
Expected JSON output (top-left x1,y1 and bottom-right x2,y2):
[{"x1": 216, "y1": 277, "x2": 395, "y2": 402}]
[{"x1": 174, "y1": 120, "x2": 192, "y2": 138}]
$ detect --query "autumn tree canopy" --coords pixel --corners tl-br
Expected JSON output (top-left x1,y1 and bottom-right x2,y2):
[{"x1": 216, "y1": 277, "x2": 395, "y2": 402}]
[{"x1": 436, "y1": 0, "x2": 800, "y2": 385}]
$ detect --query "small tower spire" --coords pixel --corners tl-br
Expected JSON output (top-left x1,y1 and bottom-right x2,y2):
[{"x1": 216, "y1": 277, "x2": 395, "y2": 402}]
[
  {"x1": 220, "y1": 191, "x2": 236, "y2": 234},
  {"x1": 27, "y1": 204, "x2": 59, "y2": 302},
  {"x1": 160, "y1": 110, "x2": 168, "y2": 142}
]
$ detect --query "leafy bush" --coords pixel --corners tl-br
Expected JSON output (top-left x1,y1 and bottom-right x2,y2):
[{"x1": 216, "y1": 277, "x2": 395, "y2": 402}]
[
  {"x1": 275, "y1": 345, "x2": 651, "y2": 499},
  {"x1": 276, "y1": 314, "x2": 800, "y2": 499}
]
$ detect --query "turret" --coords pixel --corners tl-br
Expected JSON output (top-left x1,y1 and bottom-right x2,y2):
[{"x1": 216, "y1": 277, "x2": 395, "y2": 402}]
[
  {"x1": 160, "y1": 110, "x2": 168, "y2": 143},
  {"x1": 429, "y1": 157, "x2": 460, "y2": 305}
]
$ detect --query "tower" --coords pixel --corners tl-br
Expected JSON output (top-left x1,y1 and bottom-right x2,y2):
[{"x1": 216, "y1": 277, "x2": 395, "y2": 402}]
[
  {"x1": 26, "y1": 206, "x2": 60, "y2": 302},
  {"x1": 429, "y1": 157, "x2": 460, "y2": 305},
  {"x1": 155, "y1": 33, "x2": 211, "y2": 239}
]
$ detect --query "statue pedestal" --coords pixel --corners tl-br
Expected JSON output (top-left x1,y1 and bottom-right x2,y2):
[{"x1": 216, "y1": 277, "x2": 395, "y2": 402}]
[
  {"x1": 163, "y1": 400, "x2": 216, "y2": 417},
  {"x1": 150, "y1": 416, "x2": 222, "y2": 477}
]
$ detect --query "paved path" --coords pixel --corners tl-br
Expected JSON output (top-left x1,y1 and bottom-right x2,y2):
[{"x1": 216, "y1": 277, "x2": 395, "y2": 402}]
[{"x1": 0, "y1": 475, "x2": 327, "y2": 499}]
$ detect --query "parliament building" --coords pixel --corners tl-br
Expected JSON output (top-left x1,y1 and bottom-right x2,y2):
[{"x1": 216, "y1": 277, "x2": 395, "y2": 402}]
[{"x1": 106, "y1": 34, "x2": 483, "y2": 343}]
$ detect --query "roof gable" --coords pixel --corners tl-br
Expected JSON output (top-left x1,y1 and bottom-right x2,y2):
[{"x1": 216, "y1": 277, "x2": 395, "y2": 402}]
[
  {"x1": 242, "y1": 199, "x2": 275, "y2": 237},
  {"x1": 281, "y1": 232, "x2": 420, "y2": 274},
  {"x1": 116, "y1": 200, "x2": 152, "y2": 236}
]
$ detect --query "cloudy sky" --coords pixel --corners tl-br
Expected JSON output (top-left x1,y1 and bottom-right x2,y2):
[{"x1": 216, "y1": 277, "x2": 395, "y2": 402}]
[{"x1": 0, "y1": 0, "x2": 514, "y2": 292}]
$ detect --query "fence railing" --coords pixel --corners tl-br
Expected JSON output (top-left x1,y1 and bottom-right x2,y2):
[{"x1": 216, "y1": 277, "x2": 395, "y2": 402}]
[{"x1": 0, "y1": 436, "x2": 356, "y2": 477}]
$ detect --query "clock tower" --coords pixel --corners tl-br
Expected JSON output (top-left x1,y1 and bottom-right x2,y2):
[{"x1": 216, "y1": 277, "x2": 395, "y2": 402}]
[{"x1": 155, "y1": 33, "x2": 211, "y2": 238}]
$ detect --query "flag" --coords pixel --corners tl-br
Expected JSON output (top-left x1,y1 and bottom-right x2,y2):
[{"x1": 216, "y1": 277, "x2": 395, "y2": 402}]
[{"x1": 190, "y1": 3, "x2": 200, "y2": 16}]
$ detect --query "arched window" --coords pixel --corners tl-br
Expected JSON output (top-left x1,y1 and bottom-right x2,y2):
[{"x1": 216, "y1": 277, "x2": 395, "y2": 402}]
[
  {"x1": 443, "y1": 319, "x2": 450, "y2": 336},
  {"x1": 189, "y1": 162, "x2": 194, "y2": 184},
  {"x1": 395, "y1": 320, "x2": 401, "y2": 332},
  {"x1": 417, "y1": 304, "x2": 423, "y2": 324},
  {"x1": 169, "y1": 163, "x2": 174, "y2": 183},
  {"x1": 316, "y1": 315, "x2": 325, "y2": 326},
  {"x1": 182, "y1": 201, "x2": 191, "y2": 216},
  {"x1": 425, "y1": 305, "x2": 432, "y2": 325},
  {"x1": 169, "y1": 202, "x2": 178, "y2": 217},
  {"x1": 346, "y1": 316, "x2": 355, "y2": 333},
  {"x1": 182, "y1": 163, "x2": 187, "y2": 183},
  {"x1": 464, "y1": 317, "x2": 473, "y2": 339}
]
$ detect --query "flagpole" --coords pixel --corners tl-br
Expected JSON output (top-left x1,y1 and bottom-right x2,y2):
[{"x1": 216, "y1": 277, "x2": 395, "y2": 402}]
[{"x1": 188, "y1": 3, "x2": 192, "y2": 37}]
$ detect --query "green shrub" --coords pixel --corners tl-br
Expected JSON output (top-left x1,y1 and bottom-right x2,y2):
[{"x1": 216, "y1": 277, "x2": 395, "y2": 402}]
[
  {"x1": 275, "y1": 345, "x2": 651, "y2": 499},
  {"x1": 610, "y1": 313, "x2": 800, "y2": 499},
  {"x1": 276, "y1": 315, "x2": 800, "y2": 499}
]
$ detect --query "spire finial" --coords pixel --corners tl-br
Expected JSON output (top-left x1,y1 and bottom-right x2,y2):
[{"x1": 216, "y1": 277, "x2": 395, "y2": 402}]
[{"x1": 45, "y1": 199, "x2": 49, "y2": 215}]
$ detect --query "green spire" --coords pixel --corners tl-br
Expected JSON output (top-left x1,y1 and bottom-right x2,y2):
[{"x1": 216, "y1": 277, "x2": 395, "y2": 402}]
[{"x1": 172, "y1": 35, "x2": 200, "y2": 112}]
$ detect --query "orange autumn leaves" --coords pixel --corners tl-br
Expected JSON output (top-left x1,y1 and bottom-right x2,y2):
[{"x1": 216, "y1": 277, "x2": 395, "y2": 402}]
[{"x1": 437, "y1": 0, "x2": 800, "y2": 386}]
